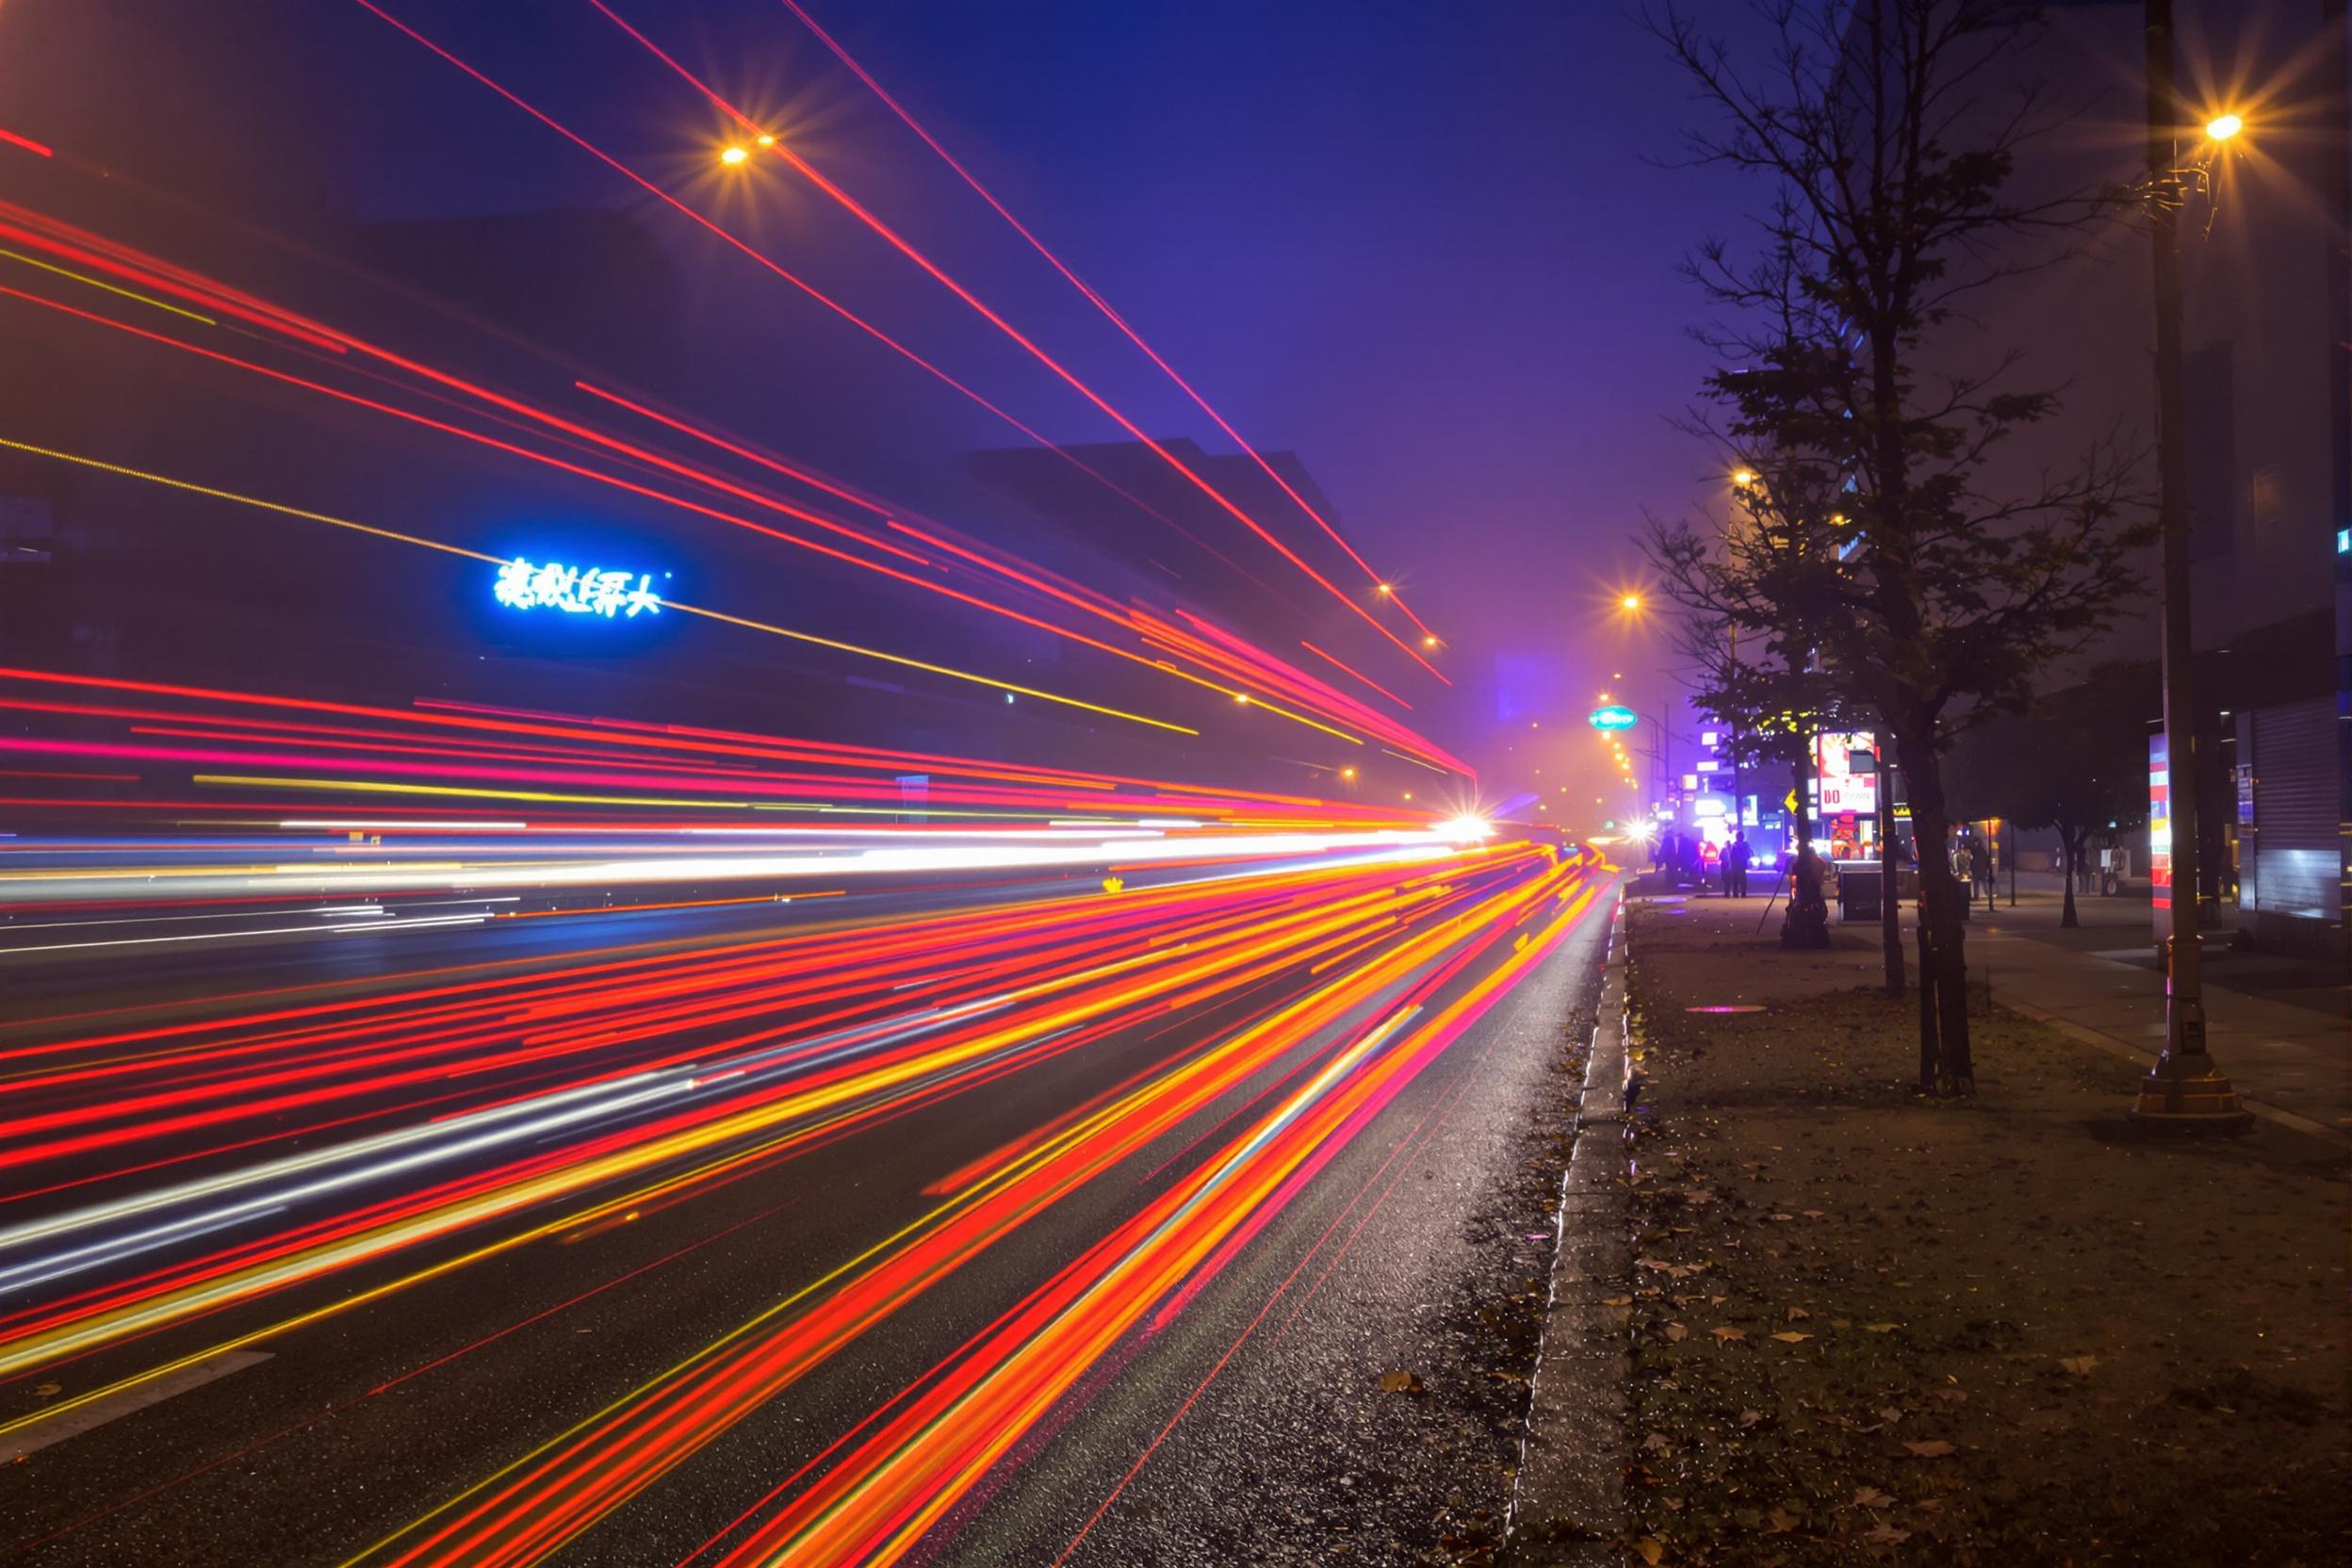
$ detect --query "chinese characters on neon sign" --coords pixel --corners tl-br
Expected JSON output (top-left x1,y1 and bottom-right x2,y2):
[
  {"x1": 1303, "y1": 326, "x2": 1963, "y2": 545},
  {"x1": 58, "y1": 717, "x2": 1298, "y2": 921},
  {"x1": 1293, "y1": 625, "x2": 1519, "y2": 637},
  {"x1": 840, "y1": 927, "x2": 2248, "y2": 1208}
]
[{"x1": 493, "y1": 558, "x2": 662, "y2": 618}]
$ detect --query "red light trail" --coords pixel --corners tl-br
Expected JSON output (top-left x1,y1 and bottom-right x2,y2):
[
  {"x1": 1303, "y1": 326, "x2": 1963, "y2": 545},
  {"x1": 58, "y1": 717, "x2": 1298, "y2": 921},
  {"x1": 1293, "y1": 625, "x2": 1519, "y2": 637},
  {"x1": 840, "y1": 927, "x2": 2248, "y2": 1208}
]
[
  {"x1": 771, "y1": 0, "x2": 1441, "y2": 642},
  {"x1": 0, "y1": 13, "x2": 1601, "y2": 1561},
  {"x1": 583, "y1": 0, "x2": 1450, "y2": 686}
]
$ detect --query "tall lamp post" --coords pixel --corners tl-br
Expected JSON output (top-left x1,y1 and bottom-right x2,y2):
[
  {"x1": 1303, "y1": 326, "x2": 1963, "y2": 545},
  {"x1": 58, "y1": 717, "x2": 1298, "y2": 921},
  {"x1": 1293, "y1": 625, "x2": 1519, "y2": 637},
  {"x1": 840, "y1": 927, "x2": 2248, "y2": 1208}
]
[{"x1": 2132, "y1": 0, "x2": 2251, "y2": 1132}]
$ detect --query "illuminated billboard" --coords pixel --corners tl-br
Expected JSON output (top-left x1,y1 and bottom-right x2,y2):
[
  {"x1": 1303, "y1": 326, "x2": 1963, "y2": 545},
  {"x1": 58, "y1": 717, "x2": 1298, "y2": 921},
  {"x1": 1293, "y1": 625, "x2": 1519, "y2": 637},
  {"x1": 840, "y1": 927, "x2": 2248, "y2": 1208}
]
[
  {"x1": 493, "y1": 557, "x2": 664, "y2": 618},
  {"x1": 1815, "y1": 731, "x2": 1877, "y2": 816}
]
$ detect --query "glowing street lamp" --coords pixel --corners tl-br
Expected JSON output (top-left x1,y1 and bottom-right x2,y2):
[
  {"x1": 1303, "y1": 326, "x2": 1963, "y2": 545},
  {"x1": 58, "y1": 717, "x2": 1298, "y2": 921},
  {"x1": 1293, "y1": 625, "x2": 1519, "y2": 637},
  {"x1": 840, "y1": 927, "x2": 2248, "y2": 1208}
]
[
  {"x1": 1618, "y1": 593, "x2": 1643, "y2": 613},
  {"x1": 1731, "y1": 467, "x2": 1756, "y2": 489},
  {"x1": 2203, "y1": 111, "x2": 2243, "y2": 141},
  {"x1": 720, "y1": 145, "x2": 750, "y2": 166}
]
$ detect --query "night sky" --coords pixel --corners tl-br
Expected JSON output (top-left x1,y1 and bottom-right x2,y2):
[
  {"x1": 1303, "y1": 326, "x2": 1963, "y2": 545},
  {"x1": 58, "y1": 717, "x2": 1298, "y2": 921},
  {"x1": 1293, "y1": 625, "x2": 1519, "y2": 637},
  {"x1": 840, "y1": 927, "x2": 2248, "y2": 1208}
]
[{"x1": 5, "y1": 0, "x2": 1761, "y2": 806}]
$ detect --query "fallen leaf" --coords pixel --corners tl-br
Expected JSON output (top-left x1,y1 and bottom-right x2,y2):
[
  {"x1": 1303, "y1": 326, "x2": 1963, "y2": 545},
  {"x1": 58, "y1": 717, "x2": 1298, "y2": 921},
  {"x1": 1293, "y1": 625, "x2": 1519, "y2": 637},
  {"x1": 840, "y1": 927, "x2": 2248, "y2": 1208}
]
[
  {"x1": 1738, "y1": 1409, "x2": 1764, "y2": 1429},
  {"x1": 1601, "y1": 1295, "x2": 1633, "y2": 1307},
  {"x1": 1711, "y1": 1326, "x2": 1746, "y2": 1342},
  {"x1": 1862, "y1": 1523, "x2": 1912, "y2": 1545},
  {"x1": 1766, "y1": 1506, "x2": 1800, "y2": 1533},
  {"x1": 1378, "y1": 1370, "x2": 1424, "y2": 1395},
  {"x1": 1769, "y1": 1213, "x2": 1795, "y2": 1222},
  {"x1": 2058, "y1": 1356, "x2": 2099, "y2": 1376},
  {"x1": 1664, "y1": 1322, "x2": 1689, "y2": 1342},
  {"x1": 1636, "y1": 1538, "x2": 1666, "y2": 1565},
  {"x1": 31, "y1": 1381, "x2": 60, "y2": 1397},
  {"x1": 1642, "y1": 1431, "x2": 1673, "y2": 1451},
  {"x1": 1863, "y1": 1322, "x2": 1901, "y2": 1333},
  {"x1": 1878, "y1": 1406, "x2": 1903, "y2": 1425},
  {"x1": 1771, "y1": 1331, "x2": 1813, "y2": 1344},
  {"x1": 1786, "y1": 1306, "x2": 1811, "y2": 1322},
  {"x1": 1850, "y1": 1487, "x2": 1895, "y2": 1508},
  {"x1": 1903, "y1": 1440, "x2": 1957, "y2": 1459},
  {"x1": 1802, "y1": 1209, "x2": 1825, "y2": 1218}
]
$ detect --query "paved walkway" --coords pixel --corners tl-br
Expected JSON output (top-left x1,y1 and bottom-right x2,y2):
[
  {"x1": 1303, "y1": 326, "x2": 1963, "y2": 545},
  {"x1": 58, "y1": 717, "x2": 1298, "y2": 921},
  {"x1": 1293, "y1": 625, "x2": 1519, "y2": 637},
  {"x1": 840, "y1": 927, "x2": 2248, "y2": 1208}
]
[
  {"x1": 1968, "y1": 876, "x2": 2349, "y2": 1136},
  {"x1": 1665, "y1": 870, "x2": 2350, "y2": 1136}
]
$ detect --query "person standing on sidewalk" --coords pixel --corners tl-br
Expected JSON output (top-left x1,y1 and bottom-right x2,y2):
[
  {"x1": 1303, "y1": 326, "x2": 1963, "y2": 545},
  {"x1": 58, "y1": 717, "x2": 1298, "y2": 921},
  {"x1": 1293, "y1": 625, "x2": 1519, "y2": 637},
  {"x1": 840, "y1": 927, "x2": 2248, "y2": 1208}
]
[
  {"x1": 1968, "y1": 837, "x2": 1994, "y2": 905},
  {"x1": 1723, "y1": 831, "x2": 1751, "y2": 897}
]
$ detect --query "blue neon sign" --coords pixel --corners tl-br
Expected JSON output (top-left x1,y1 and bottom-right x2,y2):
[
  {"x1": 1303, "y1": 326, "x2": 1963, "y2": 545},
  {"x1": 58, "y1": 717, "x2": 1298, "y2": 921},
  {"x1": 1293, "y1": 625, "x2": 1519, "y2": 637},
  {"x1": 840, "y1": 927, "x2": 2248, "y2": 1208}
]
[{"x1": 492, "y1": 557, "x2": 664, "y2": 618}]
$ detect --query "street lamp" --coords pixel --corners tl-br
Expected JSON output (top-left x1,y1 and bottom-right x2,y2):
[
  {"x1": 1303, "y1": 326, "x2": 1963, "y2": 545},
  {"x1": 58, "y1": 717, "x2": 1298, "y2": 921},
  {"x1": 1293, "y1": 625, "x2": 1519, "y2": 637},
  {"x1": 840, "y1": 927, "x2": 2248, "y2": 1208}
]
[
  {"x1": 1618, "y1": 592, "x2": 1643, "y2": 612},
  {"x1": 2132, "y1": 0, "x2": 2250, "y2": 1132},
  {"x1": 720, "y1": 145, "x2": 750, "y2": 166},
  {"x1": 1731, "y1": 467, "x2": 1757, "y2": 489}
]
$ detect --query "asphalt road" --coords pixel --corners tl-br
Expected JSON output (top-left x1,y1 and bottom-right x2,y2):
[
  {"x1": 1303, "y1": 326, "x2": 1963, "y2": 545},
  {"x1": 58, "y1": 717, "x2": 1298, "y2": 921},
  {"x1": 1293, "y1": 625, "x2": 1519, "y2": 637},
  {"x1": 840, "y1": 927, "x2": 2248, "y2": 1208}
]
[{"x1": 0, "y1": 853, "x2": 1614, "y2": 1567}]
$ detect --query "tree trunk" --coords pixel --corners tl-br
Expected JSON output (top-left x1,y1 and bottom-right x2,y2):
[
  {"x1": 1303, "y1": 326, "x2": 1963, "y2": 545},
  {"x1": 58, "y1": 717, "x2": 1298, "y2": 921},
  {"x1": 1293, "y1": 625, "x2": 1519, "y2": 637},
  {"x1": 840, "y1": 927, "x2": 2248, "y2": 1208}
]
[
  {"x1": 1876, "y1": 735, "x2": 1903, "y2": 996},
  {"x1": 2059, "y1": 825, "x2": 2081, "y2": 929},
  {"x1": 1893, "y1": 723, "x2": 1974, "y2": 1093},
  {"x1": 1915, "y1": 891, "x2": 1938, "y2": 1092}
]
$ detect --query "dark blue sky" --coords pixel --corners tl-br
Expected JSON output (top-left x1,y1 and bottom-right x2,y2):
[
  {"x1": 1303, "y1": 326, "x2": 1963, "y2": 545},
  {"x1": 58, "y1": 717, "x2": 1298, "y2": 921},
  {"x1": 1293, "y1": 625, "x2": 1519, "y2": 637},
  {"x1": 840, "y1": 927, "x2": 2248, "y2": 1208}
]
[
  {"x1": 342, "y1": 1, "x2": 1749, "y2": 727},
  {"x1": 7, "y1": 0, "x2": 1758, "y2": 799}
]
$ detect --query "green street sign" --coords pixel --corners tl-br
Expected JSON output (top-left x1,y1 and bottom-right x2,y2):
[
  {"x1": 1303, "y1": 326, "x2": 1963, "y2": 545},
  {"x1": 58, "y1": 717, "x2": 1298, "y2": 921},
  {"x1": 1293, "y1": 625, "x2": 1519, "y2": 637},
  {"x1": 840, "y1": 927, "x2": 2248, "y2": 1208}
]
[{"x1": 1588, "y1": 705, "x2": 1640, "y2": 731}]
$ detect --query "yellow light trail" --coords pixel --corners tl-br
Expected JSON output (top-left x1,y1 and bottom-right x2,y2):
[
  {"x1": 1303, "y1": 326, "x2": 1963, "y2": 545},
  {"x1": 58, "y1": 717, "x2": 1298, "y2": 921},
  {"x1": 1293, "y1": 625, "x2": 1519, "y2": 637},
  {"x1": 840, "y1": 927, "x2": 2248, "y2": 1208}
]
[
  {"x1": 0, "y1": 244, "x2": 218, "y2": 325},
  {"x1": 0, "y1": 436, "x2": 1195, "y2": 736}
]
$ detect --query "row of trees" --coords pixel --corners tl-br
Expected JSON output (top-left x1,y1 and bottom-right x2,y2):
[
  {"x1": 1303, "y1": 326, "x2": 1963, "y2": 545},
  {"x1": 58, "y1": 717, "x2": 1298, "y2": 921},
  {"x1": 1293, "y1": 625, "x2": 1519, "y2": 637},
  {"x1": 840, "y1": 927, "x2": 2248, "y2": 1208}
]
[{"x1": 1641, "y1": 0, "x2": 2157, "y2": 1093}]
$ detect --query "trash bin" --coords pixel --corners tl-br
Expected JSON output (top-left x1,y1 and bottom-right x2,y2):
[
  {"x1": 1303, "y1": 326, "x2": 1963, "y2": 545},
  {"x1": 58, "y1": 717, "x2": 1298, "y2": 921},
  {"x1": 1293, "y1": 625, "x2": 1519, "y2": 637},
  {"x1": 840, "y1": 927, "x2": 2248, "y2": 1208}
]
[{"x1": 1836, "y1": 863, "x2": 1883, "y2": 923}]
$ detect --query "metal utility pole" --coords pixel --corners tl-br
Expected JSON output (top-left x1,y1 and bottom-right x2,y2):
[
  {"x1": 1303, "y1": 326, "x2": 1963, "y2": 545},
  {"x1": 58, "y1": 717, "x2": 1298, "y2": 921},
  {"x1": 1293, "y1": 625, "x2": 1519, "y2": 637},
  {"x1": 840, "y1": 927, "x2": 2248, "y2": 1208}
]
[{"x1": 2131, "y1": 0, "x2": 2249, "y2": 1131}]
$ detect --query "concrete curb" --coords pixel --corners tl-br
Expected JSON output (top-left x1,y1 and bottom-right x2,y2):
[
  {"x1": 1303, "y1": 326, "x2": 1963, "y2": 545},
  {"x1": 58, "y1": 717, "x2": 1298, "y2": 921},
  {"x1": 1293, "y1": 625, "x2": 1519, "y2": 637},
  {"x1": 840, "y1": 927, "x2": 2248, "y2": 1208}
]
[{"x1": 1505, "y1": 888, "x2": 1634, "y2": 1566}]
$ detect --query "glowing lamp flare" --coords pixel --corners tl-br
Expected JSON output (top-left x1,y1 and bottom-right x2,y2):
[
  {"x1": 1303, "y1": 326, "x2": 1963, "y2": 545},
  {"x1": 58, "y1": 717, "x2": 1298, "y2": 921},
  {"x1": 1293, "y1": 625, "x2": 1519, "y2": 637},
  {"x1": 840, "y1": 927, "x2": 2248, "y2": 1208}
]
[
  {"x1": 2204, "y1": 112, "x2": 2243, "y2": 141},
  {"x1": 720, "y1": 145, "x2": 750, "y2": 165}
]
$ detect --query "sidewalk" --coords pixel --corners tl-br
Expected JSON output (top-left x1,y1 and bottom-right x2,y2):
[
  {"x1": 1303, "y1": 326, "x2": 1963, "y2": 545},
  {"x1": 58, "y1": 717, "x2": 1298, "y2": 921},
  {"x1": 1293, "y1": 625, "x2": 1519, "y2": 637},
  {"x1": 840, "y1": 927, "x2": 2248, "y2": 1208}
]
[
  {"x1": 1969, "y1": 880, "x2": 2350, "y2": 1137},
  {"x1": 1540, "y1": 893, "x2": 2351, "y2": 1565},
  {"x1": 1684, "y1": 867, "x2": 2349, "y2": 1134}
]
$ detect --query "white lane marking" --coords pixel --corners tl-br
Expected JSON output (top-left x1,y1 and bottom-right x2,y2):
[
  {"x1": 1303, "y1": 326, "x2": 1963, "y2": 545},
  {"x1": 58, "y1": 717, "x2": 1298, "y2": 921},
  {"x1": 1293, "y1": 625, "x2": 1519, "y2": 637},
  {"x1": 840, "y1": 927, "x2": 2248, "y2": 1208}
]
[{"x1": 4, "y1": 1350, "x2": 272, "y2": 1462}]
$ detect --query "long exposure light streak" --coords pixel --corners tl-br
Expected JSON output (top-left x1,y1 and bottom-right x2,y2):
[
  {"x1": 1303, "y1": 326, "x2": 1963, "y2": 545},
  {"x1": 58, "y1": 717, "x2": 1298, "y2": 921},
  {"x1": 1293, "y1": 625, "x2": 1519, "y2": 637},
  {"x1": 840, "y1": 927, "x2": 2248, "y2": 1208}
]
[
  {"x1": 0, "y1": 438, "x2": 1196, "y2": 735},
  {"x1": 584, "y1": 0, "x2": 1449, "y2": 685},
  {"x1": 0, "y1": 261, "x2": 1441, "y2": 756},
  {"x1": 340, "y1": 0, "x2": 1209, "y2": 553},
  {"x1": 772, "y1": 0, "x2": 1440, "y2": 642},
  {"x1": 0, "y1": 15, "x2": 1592, "y2": 1562},
  {"x1": 323, "y1": 857, "x2": 1594, "y2": 1567}
]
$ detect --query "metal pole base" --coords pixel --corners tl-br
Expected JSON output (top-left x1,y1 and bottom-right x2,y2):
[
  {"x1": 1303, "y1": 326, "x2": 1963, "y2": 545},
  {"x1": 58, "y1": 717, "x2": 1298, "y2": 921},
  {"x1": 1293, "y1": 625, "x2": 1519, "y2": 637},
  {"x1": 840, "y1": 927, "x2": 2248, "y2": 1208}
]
[{"x1": 2127, "y1": 1051, "x2": 2255, "y2": 1135}]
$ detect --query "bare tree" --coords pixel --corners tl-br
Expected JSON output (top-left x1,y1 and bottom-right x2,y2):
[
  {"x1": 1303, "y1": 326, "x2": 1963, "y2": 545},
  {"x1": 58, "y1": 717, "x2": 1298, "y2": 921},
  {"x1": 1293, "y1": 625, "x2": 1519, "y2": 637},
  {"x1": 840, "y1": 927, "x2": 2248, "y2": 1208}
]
[{"x1": 1645, "y1": 0, "x2": 2150, "y2": 1092}]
